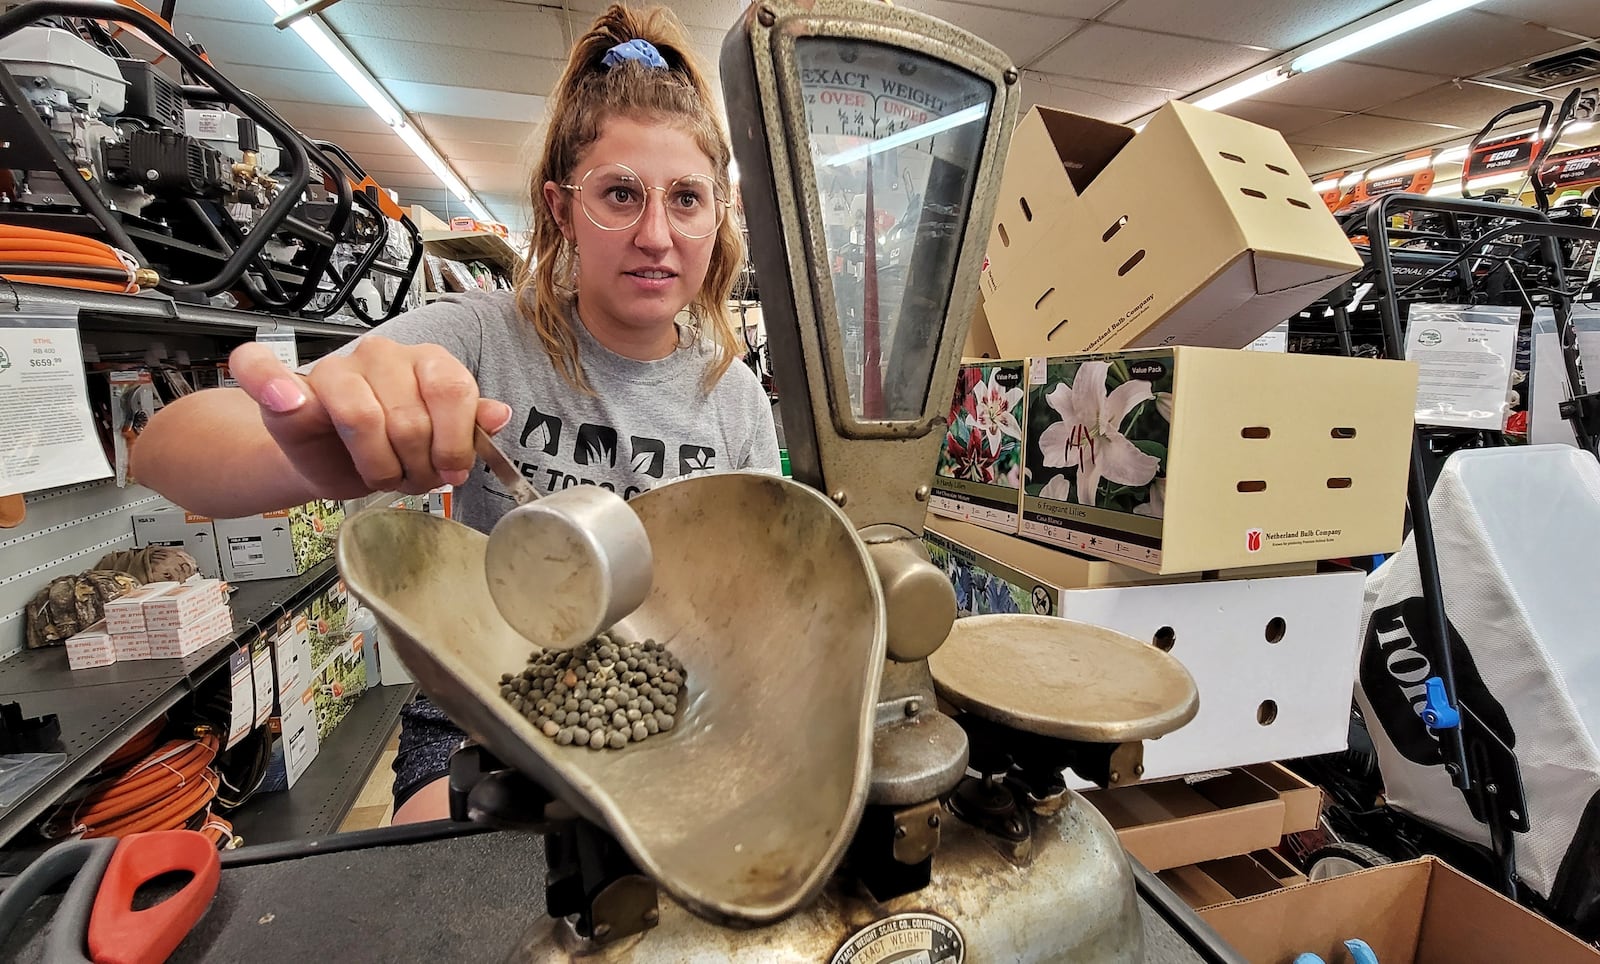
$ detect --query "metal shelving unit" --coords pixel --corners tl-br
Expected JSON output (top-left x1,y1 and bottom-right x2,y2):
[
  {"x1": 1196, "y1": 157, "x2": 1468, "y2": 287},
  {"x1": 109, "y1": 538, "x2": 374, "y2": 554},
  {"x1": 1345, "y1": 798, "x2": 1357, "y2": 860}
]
[
  {"x1": 0, "y1": 560, "x2": 340, "y2": 846},
  {"x1": 227, "y1": 682, "x2": 415, "y2": 845},
  {"x1": 2, "y1": 280, "x2": 372, "y2": 338}
]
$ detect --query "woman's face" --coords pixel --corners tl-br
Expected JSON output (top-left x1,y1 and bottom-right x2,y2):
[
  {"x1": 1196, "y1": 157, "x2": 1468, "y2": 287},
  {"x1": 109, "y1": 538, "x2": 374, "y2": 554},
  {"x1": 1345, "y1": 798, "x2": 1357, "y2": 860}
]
[{"x1": 545, "y1": 115, "x2": 719, "y2": 343}]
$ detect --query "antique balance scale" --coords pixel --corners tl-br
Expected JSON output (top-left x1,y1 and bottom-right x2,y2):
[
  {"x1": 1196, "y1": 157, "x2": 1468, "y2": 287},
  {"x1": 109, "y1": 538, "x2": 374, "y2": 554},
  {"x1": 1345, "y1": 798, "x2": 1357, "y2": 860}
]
[{"x1": 338, "y1": 2, "x2": 1199, "y2": 960}]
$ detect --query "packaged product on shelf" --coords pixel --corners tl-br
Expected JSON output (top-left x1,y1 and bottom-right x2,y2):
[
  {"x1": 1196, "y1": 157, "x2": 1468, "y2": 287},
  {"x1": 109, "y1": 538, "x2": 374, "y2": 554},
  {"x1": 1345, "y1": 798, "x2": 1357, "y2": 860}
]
[
  {"x1": 107, "y1": 369, "x2": 162, "y2": 488},
  {"x1": 930, "y1": 359, "x2": 1027, "y2": 534},
  {"x1": 131, "y1": 507, "x2": 223, "y2": 579},
  {"x1": 213, "y1": 500, "x2": 343, "y2": 582},
  {"x1": 140, "y1": 579, "x2": 225, "y2": 629},
  {"x1": 979, "y1": 101, "x2": 1361, "y2": 358},
  {"x1": 65, "y1": 621, "x2": 115, "y2": 670},
  {"x1": 147, "y1": 604, "x2": 232, "y2": 659},
  {"x1": 1022, "y1": 347, "x2": 1417, "y2": 573},
  {"x1": 103, "y1": 580, "x2": 179, "y2": 634},
  {"x1": 112, "y1": 631, "x2": 151, "y2": 661}
]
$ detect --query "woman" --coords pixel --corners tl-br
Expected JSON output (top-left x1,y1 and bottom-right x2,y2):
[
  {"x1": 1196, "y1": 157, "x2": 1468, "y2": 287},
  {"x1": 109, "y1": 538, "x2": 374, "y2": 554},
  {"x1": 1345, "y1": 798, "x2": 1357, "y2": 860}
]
[{"x1": 132, "y1": 4, "x2": 780, "y2": 822}]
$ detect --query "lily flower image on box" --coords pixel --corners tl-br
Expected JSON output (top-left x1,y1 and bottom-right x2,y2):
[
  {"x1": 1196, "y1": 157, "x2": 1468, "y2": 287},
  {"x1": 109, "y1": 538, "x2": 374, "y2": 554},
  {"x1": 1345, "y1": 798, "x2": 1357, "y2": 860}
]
[
  {"x1": 1027, "y1": 358, "x2": 1172, "y2": 517},
  {"x1": 937, "y1": 365, "x2": 1024, "y2": 486}
]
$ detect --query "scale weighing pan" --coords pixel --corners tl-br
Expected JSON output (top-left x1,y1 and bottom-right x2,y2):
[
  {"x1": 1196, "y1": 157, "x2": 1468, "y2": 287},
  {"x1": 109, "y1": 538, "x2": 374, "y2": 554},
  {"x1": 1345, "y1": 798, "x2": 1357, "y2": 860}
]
[
  {"x1": 337, "y1": 472, "x2": 887, "y2": 926},
  {"x1": 929, "y1": 614, "x2": 1199, "y2": 742}
]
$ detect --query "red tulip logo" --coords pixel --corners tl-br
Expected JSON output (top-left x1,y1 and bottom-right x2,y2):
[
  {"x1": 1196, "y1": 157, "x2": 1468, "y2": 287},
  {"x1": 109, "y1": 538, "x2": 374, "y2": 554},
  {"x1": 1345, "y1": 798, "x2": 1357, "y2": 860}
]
[{"x1": 1246, "y1": 529, "x2": 1263, "y2": 553}]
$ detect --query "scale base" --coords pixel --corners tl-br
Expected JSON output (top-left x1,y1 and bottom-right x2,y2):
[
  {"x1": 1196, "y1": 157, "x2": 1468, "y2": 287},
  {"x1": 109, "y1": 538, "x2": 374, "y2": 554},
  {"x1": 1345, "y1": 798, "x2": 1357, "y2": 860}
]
[{"x1": 505, "y1": 790, "x2": 1143, "y2": 963}]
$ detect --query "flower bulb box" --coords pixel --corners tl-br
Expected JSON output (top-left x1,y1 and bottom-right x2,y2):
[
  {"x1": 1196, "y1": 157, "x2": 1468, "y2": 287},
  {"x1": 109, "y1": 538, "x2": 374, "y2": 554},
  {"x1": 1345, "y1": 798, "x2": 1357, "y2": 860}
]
[
  {"x1": 213, "y1": 500, "x2": 343, "y2": 582},
  {"x1": 1021, "y1": 347, "x2": 1417, "y2": 574},
  {"x1": 923, "y1": 518, "x2": 1363, "y2": 783},
  {"x1": 978, "y1": 101, "x2": 1360, "y2": 359},
  {"x1": 930, "y1": 359, "x2": 1028, "y2": 533}
]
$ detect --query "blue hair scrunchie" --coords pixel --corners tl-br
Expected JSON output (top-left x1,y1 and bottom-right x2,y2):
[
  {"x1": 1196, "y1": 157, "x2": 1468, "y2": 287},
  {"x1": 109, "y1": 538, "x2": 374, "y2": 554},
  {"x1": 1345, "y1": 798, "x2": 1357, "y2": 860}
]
[{"x1": 602, "y1": 39, "x2": 669, "y2": 70}]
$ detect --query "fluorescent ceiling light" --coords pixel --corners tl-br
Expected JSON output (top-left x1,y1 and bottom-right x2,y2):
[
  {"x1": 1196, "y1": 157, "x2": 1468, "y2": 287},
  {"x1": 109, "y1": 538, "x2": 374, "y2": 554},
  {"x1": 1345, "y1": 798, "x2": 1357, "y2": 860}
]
[
  {"x1": 1433, "y1": 146, "x2": 1469, "y2": 166},
  {"x1": 821, "y1": 103, "x2": 986, "y2": 167},
  {"x1": 260, "y1": 0, "x2": 497, "y2": 222},
  {"x1": 1192, "y1": 68, "x2": 1287, "y2": 111},
  {"x1": 1367, "y1": 155, "x2": 1431, "y2": 180},
  {"x1": 1340, "y1": 170, "x2": 1367, "y2": 188},
  {"x1": 1292, "y1": 0, "x2": 1489, "y2": 74},
  {"x1": 1566, "y1": 121, "x2": 1596, "y2": 136},
  {"x1": 1311, "y1": 177, "x2": 1342, "y2": 193},
  {"x1": 1466, "y1": 170, "x2": 1530, "y2": 190}
]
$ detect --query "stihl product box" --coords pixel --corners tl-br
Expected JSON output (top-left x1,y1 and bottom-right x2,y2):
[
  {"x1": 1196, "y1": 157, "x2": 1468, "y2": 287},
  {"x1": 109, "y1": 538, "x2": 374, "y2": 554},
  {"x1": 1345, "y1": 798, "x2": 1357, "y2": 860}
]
[
  {"x1": 981, "y1": 101, "x2": 1361, "y2": 358},
  {"x1": 213, "y1": 500, "x2": 342, "y2": 582},
  {"x1": 1021, "y1": 348, "x2": 1416, "y2": 573},
  {"x1": 131, "y1": 508, "x2": 223, "y2": 579},
  {"x1": 66, "y1": 621, "x2": 115, "y2": 670},
  {"x1": 103, "y1": 580, "x2": 179, "y2": 634}
]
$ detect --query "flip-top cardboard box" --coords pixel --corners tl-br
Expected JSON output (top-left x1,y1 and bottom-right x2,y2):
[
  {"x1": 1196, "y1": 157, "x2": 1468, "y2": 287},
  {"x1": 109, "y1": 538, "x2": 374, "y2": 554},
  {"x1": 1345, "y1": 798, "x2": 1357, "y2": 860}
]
[
  {"x1": 1022, "y1": 347, "x2": 1417, "y2": 574},
  {"x1": 1201, "y1": 857, "x2": 1600, "y2": 964},
  {"x1": 981, "y1": 101, "x2": 1361, "y2": 358}
]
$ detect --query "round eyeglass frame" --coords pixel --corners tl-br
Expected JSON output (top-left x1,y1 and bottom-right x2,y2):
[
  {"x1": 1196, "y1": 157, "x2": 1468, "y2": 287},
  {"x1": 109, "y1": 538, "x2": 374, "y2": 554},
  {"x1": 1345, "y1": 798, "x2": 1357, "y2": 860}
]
[{"x1": 560, "y1": 163, "x2": 731, "y2": 240}]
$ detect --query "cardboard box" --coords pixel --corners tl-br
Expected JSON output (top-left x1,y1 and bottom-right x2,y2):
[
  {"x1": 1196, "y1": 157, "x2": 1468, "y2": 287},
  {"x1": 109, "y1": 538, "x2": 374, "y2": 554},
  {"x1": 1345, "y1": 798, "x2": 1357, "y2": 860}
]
[
  {"x1": 981, "y1": 101, "x2": 1361, "y2": 358},
  {"x1": 213, "y1": 500, "x2": 342, "y2": 582},
  {"x1": 1084, "y1": 765, "x2": 1321, "y2": 872},
  {"x1": 930, "y1": 359, "x2": 1028, "y2": 533},
  {"x1": 924, "y1": 518, "x2": 1364, "y2": 783},
  {"x1": 1021, "y1": 347, "x2": 1417, "y2": 573},
  {"x1": 307, "y1": 580, "x2": 364, "y2": 741},
  {"x1": 278, "y1": 682, "x2": 320, "y2": 788},
  {"x1": 103, "y1": 580, "x2": 179, "y2": 634},
  {"x1": 131, "y1": 508, "x2": 223, "y2": 579},
  {"x1": 112, "y1": 632, "x2": 151, "y2": 661},
  {"x1": 1159, "y1": 848, "x2": 1307, "y2": 911},
  {"x1": 147, "y1": 604, "x2": 232, "y2": 659},
  {"x1": 66, "y1": 621, "x2": 115, "y2": 670},
  {"x1": 964, "y1": 300, "x2": 1000, "y2": 360},
  {"x1": 140, "y1": 580, "x2": 225, "y2": 630},
  {"x1": 1200, "y1": 857, "x2": 1600, "y2": 964},
  {"x1": 271, "y1": 613, "x2": 313, "y2": 715}
]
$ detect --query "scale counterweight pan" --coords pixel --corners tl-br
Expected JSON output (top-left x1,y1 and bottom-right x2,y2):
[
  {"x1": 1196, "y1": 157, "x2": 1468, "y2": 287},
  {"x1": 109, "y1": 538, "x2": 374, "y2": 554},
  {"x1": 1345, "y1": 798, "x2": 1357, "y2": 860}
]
[
  {"x1": 929, "y1": 615, "x2": 1198, "y2": 743},
  {"x1": 337, "y1": 472, "x2": 886, "y2": 926}
]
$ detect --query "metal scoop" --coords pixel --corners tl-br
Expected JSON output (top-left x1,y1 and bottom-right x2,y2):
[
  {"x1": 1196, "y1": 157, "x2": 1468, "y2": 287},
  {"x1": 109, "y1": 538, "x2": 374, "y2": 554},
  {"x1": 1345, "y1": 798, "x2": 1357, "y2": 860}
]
[{"x1": 474, "y1": 426, "x2": 652, "y2": 651}]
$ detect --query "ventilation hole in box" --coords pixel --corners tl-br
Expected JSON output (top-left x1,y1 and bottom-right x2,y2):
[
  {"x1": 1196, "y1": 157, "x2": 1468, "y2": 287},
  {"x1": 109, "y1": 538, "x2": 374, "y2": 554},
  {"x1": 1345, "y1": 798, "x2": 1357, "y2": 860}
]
[
  {"x1": 1103, "y1": 215, "x2": 1129, "y2": 242},
  {"x1": 1327, "y1": 477, "x2": 1353, "y2": 489},
  {"x1": 1236, "y1": 480, "x2": 1267, "y2": 493},
  {"x1": 1117, "y1": 250, "x2": 1146, "y2": 276},
  {"x1": 1257, "y1": 700, "x2": 1279, "y2": 725},
  {"x1": 1265, "y1": 616, "x2": 1286, "y2": 643},
  {"x1": 1287, "y1": 198, "x2": 1312, "y2": 209},
  {"x1": 1153, "y1": 626, "x2": 1176, "y2": 652},
  {"x1": 997, "y1": 223, "x2": 1010, "y2": 247},
  {"x1": 1019, "y1": 196, "x2": 1033, "y2": 222},
  {"x1": 1047, "y1": 319, "x2": 1071, "y2": 340},
  {"x1": 1220, "y1": 151, "x2": 1246, "y2": 164},
  {"x1": 1331, "y1": 427, "x2": 1357, "y2": 439},
  {"x1": 1034, "y1": 287, "x2": 1055, "y2": 311},
  {"x1": 1267, "y1": 163, "x2": 1290, "y2": 175},
  {"x1": 1240, "y1": 426, "x2": 1271, "y2": 439},
  {"x1": 1241, "y1": 188, "x2": 1268, "y2": 199}
]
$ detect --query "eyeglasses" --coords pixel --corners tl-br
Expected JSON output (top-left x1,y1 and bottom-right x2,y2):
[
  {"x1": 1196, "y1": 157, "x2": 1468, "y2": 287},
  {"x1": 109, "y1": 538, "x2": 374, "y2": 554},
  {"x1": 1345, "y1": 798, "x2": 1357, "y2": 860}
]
[{"x1": 561, "y1": 163, "x2": 729, "y2": 240}]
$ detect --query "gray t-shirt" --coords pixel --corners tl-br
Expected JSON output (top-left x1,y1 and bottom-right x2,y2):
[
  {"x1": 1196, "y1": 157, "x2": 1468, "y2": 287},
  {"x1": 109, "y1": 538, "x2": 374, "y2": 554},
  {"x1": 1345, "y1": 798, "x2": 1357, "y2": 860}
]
[{"x1": 323, "y1": 290, "x2": 781, "y2": 533}]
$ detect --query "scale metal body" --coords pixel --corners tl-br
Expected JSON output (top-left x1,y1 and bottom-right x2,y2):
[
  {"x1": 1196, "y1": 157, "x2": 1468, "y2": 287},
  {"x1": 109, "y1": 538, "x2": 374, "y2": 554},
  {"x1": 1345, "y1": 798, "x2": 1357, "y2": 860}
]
[{"x1": 338, "y1": 1, "x2": 1199, "y2": 960}]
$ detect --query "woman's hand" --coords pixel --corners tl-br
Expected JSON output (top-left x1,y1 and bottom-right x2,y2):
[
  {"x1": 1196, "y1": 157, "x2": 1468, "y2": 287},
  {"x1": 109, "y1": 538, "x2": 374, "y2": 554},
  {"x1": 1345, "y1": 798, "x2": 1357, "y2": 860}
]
[{"x1": 229, "y1": 337, "x2": 512, "y2": 498}]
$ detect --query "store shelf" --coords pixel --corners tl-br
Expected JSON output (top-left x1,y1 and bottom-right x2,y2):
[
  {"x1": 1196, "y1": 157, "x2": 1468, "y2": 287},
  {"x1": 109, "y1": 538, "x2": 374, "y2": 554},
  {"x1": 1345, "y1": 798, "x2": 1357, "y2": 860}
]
[
  {"x1": 420, "y1": 228, "x2": 523, "y2": 277},
  {"x1": 0, "y1": 560, "x2": 340, "y2": 846},
  {"x1": 227, "y1": 682, "x2": 414, "y2": 845},
  {"x1": 2, "y1": 280, "x2": 371, "y2": 339}
]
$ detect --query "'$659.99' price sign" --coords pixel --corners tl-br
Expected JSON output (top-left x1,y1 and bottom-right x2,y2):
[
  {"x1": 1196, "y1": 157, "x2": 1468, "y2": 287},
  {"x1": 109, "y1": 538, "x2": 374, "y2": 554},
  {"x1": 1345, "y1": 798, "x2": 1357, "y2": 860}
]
[{"x1": 0, "y1": 311, "x2": 114, "y2": 496}]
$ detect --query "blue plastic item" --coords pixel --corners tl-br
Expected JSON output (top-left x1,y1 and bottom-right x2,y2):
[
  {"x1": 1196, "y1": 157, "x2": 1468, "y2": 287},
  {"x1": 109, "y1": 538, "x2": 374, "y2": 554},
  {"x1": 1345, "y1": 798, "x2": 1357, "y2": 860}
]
[
  {"x1": 1294, "y1": 938, "x2": 1379, "y2": 964},
  {"x1": 1421, "y1": 675, "x2": 1462, "y2": 729}
]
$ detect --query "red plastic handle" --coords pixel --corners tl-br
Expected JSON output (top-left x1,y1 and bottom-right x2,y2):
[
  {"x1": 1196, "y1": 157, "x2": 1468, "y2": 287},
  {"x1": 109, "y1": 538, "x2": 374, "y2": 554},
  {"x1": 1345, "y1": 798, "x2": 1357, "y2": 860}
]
[{"x1": 88, "y1": 830, "x2": 220, "y2": 964}]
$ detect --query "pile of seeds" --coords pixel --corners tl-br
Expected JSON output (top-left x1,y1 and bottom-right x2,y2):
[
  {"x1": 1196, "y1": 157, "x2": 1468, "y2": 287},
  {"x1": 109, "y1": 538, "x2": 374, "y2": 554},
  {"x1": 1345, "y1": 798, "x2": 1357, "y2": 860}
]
[{"x1": 500, "y1": 633, "x2": 685, "y2": 750}]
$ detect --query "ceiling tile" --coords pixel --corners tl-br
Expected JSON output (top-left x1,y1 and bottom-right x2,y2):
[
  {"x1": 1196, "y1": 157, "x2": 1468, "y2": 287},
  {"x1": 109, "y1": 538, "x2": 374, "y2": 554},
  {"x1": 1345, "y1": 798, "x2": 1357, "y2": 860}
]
[
  {"x1": 266, "y1": 101, "x2": 397, "y2": 137},
  {"x1": 292, "y1": 129, "x2": 413, "y2": 159},
  {"x1": 325, "y1": 1, "x2": 566, "y2": 58},
  {"x1": 1346, "y1": 11, "x2": 1573, "y2": 77},
  {"x1": 350, "y1": 36, "x2": 562, "y2": 96},
  {"x1": 1101, "y1": 0, "x2": 1394, "y2": 51},
  {"x1": 1019, "y1": 73, "x2": 1174, "y2": 123},
  {"x1": 1365, "y1": 82, "x2": 1539, "y2": 132},
  {"x1": 384, "y1": 81, "x2": 545, "y2": 125},
  {"x1": 897, "y1": 0, "x2": 1083, "y2": 64},
  {"x1": 1220, "y1": 101, "x2": 1348, "y2": 135},
  {"x1": 945, "y1": 0, "x2": 1110, "y2": 16},
  {"x1": 1288, "y1": 142, "x2": 1373, "y2": 175},
  {"x1": 1255, "y1": 62, "x2": 1443, "y2": 113},
  {"x1": 414, "y1": 113, "x2": 537, "y2": 148},
  {"x1": 220, "y1": 65, "x2": 362, "y2": 110},
  {"x1": 169, "y1": 14, "x2": 327, "y2": 74},
  {"x1": 1478, "y1": 0, "x2": 1600, "y2": 37},
  {"x1": 1294, "y1": 114, "x2": 1459, "y2": 156},
  {"x1": 1031, "y1": 23, "x2": 1271, "y2": 91}
]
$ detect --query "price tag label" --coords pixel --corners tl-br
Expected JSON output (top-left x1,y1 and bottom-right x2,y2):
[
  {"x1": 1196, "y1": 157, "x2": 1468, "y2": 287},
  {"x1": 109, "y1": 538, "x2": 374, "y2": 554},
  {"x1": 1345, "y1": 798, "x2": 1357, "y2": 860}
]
[
  {"x1": 0, "y1": 309, "x2": 114, "y2": 496},
  {"x1": 256, "y1": 327, "x2": 299, "y2": 369}
]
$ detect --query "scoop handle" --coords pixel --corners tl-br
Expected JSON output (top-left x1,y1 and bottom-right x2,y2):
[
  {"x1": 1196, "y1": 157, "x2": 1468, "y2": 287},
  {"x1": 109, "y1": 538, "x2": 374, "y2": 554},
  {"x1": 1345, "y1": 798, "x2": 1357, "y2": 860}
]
[{"x1": 474, "y1": 425, "x2": 540, "y2": 506}]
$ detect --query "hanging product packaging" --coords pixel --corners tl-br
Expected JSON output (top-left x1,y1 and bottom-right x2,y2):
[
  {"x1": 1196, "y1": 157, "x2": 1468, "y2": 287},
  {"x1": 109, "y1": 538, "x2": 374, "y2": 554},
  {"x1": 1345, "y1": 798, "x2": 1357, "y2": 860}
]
[
  {"x1": 1403, "y1": 304, "x2": 1519, "y2": 431},
  {"x1": 108, "y1": 368, "x2": 161, "y2": 487},
  {"x1": 1529, "y1": 305, "x2": 1600, "y2": 447}
]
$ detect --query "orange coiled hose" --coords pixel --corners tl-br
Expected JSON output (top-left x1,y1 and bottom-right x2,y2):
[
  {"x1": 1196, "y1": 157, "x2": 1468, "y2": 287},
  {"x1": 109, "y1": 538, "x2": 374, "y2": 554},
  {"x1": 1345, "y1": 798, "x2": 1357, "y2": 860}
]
[
  {"x1": 0, "y1": 224, "x2": 154, "y2": 293},
  {"x1": 97, "y1": 716, "x2": 166, "y2": 775},
  {"x1": 47, "y1": 731, "x2": 222, "y2": 840}
]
